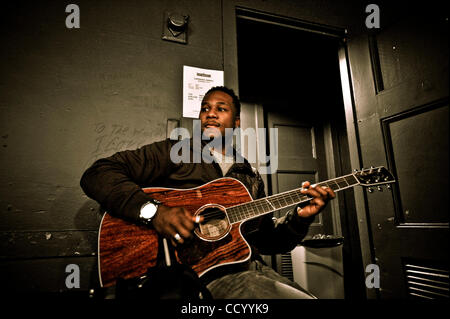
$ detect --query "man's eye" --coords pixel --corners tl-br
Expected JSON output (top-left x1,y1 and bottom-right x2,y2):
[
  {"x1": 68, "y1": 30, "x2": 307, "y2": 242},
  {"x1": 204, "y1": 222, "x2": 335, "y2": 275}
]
[{"x1": 201, "y1": 107, "x2": 209, "y2": 112}]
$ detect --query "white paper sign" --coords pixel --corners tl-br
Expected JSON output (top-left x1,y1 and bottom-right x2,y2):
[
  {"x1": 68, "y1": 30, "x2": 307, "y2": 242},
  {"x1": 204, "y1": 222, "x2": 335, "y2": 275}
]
[{"x1": 183, "y1": 66, "x2": 224, "y2": 118}]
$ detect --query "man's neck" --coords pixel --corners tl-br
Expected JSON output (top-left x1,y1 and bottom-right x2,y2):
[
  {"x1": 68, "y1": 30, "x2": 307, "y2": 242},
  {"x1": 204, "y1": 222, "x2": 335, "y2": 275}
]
[
  {"x1": 212, "y1": 146, "x2": 226, "y2": 155},
  {"x1": 203, "y1": 137, "x2": 234, "y2": 156}
]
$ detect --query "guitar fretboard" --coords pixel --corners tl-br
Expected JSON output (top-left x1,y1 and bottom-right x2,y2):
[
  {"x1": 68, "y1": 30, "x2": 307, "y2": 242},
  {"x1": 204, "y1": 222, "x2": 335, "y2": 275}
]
[{"x1": 226, "y1": 173, "x2": 359, "y2": 223}]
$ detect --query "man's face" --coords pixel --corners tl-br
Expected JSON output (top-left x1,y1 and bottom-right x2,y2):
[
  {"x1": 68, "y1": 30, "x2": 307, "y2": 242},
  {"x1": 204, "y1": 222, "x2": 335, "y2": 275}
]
[{"x1": 199, "y1": 90, "x2": 240, "y2": 139}]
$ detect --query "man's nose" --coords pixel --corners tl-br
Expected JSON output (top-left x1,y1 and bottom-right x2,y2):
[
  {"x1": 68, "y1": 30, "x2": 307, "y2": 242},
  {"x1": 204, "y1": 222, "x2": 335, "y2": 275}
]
[{"x1": 206, "y1": 108, "x2": 218, "y2": 118}]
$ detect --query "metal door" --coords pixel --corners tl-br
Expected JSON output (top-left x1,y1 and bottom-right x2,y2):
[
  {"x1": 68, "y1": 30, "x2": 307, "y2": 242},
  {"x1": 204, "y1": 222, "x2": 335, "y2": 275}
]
[{"x1": 343, "y1": 5, "x2": 449, "y2": 298}]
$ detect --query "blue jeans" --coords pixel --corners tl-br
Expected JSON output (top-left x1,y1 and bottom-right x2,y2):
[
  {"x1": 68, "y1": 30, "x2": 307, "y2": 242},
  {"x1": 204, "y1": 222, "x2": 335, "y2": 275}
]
[{"x1": 206, "y1": 260, "x2": 316, "y2": 299}]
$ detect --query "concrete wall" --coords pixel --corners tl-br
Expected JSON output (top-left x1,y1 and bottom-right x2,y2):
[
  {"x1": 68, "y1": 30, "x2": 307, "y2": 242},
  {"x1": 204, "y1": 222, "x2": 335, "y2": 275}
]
[{"x1": 0, "y1": 0, "x2": 224, "y2": 293}]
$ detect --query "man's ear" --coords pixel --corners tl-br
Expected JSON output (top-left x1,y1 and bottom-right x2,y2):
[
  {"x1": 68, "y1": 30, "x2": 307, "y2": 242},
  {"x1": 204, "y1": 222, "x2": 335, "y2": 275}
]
[{"x1": 234, "y1": 116, "x2": 240, "y2": 128}]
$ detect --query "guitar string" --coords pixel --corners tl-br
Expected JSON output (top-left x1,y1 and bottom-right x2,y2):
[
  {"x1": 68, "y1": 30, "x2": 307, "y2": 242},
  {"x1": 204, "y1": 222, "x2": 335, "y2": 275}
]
[
  {"x1": 197, "y1": 191, "x2": 308, "y2": 222},
  {"x1": 198, "y1": 176, "x2": 355, "y2": 222},
  {"x1": 193, "y1": 171, "x2": 393, "y2": 226},
  {"x1": 197, "y1": 175, "x2": 359, "y2": 222}
]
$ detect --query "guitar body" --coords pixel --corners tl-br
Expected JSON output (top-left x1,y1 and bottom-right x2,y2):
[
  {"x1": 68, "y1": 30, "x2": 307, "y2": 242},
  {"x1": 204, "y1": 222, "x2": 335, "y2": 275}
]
[{"x1": 98, "y1": 177, "x2": 254, "y2": 287}]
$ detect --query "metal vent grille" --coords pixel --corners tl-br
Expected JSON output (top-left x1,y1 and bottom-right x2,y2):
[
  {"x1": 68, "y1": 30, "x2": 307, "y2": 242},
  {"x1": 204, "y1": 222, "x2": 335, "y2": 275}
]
[
  {"x1": 280, "y1": 252, "x2": 294, "y2": 281},
  {"x1": 405, "y1": 263, "x2": 449, "y2": 299}
]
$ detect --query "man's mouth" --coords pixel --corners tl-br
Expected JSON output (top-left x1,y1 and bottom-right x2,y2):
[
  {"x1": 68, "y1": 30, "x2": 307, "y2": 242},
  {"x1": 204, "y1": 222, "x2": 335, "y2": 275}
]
[{"x1": 204, "y1": 122, "x2": 220, "y2": 128}]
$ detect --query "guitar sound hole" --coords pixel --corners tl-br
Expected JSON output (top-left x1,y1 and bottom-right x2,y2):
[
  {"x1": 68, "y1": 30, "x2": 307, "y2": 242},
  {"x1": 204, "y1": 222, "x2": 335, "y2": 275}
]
[{"x1": 195, "y1": 205, "x2": 231, "y2": 241}]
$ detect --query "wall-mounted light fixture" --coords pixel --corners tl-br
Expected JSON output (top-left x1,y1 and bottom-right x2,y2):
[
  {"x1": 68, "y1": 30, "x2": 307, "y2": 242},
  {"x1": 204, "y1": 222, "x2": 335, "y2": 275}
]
[{"x1": 162, "y1": 12, "x2": 189, "y2": 44}]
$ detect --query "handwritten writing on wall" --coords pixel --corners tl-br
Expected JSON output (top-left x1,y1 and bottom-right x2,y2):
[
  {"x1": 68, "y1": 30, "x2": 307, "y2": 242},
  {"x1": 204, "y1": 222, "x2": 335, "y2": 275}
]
[{"x1": 85, "y1": 122, "x2": 163, "y2": 168}]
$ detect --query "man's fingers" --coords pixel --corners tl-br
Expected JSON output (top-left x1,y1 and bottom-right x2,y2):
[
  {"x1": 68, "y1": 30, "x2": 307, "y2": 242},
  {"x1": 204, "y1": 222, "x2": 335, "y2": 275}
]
[
  {"x1": 174, "y1": 216, "x2": 194, "y2": 240},
  {"x1": 313, "y1": 185, "x2": 329, "y2": 197},
  {"x1": 193, "y1": 215, "x2": 203, "y2": 224},
  {"x1": 165, "y1": 211, "x2": 192, "y2": 244},
  {"x1": 153, "y1": 206, "x2": 199, "y2": 246},
  {"x1": 310, "y1": 197, "x2": 325, "y2": 207},
  {"x1": 167, "y1": 225, "x2": 184, "y2": 245},
  {"x1": 301, "y1": 183, "x2": 335, "y2": 199},
  {"x1": 301, "y1": 186, "x2": 321, "y2": 198},
  {"x1": 298, "y1": 181, "x2": 336, "y2": 218},
  {"x1": 171, "y1": 237, "x2": 181, "y2": 246},
  {"x1": 326, "y1": 187, "x2": 336, "y2": 198},
  {"x1": 179, "y1": 214, "x2": 194, "y2": 231},
  {"x1": 174, "y1": 208, "x2": 203, "y2": 243},
  {"x1": 315, "y1": 185, "x2": 336, "y2": 198}
]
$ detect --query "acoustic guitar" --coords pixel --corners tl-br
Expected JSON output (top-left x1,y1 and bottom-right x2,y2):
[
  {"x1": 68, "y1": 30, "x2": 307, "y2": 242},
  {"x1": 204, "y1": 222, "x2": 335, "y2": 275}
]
[{"x1": 98, "y1": 166, "x2": 395, "y2": 287}]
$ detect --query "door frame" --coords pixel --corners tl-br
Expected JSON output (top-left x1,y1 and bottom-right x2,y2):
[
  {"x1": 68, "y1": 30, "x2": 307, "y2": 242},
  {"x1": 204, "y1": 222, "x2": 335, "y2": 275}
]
[
  {"x1": 222, "y1": 3, "x2": 372, "y2": 298},
  {"x1": 337, "y1": 42, "x2": 377, "y2": 299}
]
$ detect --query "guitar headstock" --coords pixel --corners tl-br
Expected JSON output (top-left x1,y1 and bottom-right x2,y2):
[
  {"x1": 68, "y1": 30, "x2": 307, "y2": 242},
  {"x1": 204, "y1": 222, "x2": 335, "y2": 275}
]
[{"x1": 353, "y1": 166, "x2": 395, "y2": 191}]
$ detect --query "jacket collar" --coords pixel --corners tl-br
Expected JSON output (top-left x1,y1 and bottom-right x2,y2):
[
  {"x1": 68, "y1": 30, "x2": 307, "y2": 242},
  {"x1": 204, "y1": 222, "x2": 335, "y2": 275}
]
[{"x1": 187, "y1": 137, "x2": 255, "y2": 175}]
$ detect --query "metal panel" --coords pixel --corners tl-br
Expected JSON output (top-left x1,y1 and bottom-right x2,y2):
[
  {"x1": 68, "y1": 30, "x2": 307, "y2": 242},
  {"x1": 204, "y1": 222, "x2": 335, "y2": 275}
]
[
  {"x1": 382, "y1": 100, "x2": 449, "y2": 226},
  {"x1": 404, "y1": 261, "x2": 449, "y2": 299}
]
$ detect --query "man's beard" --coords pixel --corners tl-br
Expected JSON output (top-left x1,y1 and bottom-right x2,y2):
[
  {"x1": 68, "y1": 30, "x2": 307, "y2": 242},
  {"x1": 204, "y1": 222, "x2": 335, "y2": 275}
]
[{"x1": 201, "y1": 129, "x2": 235, "y2": 155}]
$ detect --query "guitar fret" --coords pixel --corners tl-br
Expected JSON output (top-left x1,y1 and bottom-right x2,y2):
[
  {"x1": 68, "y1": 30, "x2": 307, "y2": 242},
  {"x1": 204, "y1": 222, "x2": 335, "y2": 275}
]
[
  {"x1": 264, "y1": 198, "x2": 276, "y2": 211},
  {"x1": 292, "y1": 190, "x2": 302, "y2": 202},
  {"x1": 277, "y1": 195, "x2": 284, "y2": 208},
  {"x1": 232, "y1": 207, "x2": 241, "y2": 222},
  {"x1": 335, "y1": 177, "x2": 349, "y2": 188},
  {"x1": 296, "y1": 191, "x2": 309, "y2": 203},
  {"x1": 242, "y1": 205, "x2": 249, "y2": 219},
  {"x1": 344, "y1": 175, "x2": 358, "y2": 186},
  {"x1": 245, "y1": 204, "x2": 252, "y2": 218},
  {"x1": 275, "y1": 196, "x2": 282, "y2": 207},
  {"x1": 254, "y1": 202, "x2": 262, "y2": 215},
  {"x1": 289, "y1": 192, "x2": 298, "y2": 205},
  {"x1": 329, "y1": 181, "x2": 340, "y2": 190},
  {"x1": 268, "y1": 197, "x2": 280, "y2": 210},
  {"x1": 236, "y1": 205, "x2": 247, "y2": 221},
  {"x1": 276, "y1": 196, "x2": 284, "y2": 208},
  {"x1": 282, "y1": 195, "x2": 289, "y2": 206},
  {"x1": 320, "y1": 181, "x2": 339, "y2": 191},
  {"x1": 255, "y1": 201, "x2": 265, "y2": 215},
  {"x1": 267, "y1": 197, "x2": 275, "y2": 209}
]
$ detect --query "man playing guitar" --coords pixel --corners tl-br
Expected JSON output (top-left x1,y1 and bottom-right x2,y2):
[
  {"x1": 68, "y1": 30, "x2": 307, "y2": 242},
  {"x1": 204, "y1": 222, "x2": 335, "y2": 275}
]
[{"x1": 80, "y1": 86, "x2": 335, "y2": 298}]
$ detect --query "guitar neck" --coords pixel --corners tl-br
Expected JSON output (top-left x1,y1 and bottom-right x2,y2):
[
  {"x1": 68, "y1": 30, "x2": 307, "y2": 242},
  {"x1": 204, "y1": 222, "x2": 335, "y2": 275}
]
[{"x1": 226, "y1": 173, "x2": 359, "y2": 223}]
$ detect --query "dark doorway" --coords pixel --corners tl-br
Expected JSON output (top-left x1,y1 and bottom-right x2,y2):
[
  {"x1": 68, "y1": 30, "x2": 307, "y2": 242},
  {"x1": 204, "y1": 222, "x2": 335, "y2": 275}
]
[{"x1": 236, "y1": 12, "x2": 366, "y2": 299}]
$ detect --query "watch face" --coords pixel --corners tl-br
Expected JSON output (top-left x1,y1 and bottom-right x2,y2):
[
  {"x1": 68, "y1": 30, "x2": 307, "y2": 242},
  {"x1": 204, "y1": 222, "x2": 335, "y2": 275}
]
[{"x1": 140, "y1": 202, "x2": 157, "y2": 219}]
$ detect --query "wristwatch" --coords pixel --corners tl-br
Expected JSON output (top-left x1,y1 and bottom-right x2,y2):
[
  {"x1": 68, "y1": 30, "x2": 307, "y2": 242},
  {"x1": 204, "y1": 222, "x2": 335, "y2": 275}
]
[{"x1": 139, "y1": 199, "x2": 161, "y2": 225}]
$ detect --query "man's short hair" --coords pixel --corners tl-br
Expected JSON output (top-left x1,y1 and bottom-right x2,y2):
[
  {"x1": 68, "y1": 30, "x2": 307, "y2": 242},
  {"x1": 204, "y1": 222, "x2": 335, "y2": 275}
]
[{"x1": 204, "y1": 86, "x2": 241, "y2": 117}]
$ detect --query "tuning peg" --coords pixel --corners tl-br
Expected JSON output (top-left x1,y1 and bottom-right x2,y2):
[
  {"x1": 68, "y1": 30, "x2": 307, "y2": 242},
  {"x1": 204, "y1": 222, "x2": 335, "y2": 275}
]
[
  {"x1": 386, "y1": 184, "x2": 392, "y2": 190},
  {"x1": 368, "y1": 187, "x2": 373, "y2": 193},
  {"x1": 377, "y1": 186, "x2": 383, "y2": 192}
]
